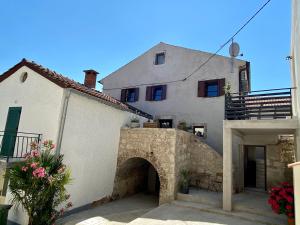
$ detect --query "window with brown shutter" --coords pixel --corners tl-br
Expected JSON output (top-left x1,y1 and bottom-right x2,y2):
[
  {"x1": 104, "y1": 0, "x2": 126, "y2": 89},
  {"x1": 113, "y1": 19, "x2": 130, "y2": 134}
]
[
  {"x1": 198, "y1": 81, "x2": 206, "y2": 97},
  {"x1": 197, "y1": 79, "x2": 226, "y2": 97},
  {"x1": 120, "y1": 89, "x2": 127, "y2": 102},
  {"x1": 218, "y1": 78, "x2": 225, "y2": 96},
  {"x1": 120, "y1": 88, "x2": 139, "y2": 102},
  {"x1": 146, "y1": 85, "x2": 167, "y2": 101},
  {"x1": 146, "y1": 86, "x2": 153, "y2": 101},
  {"x1": 161, "y1": 85, "x2": 167, "y2": 100},
  {"x1": 134, "y1": 88, "x2": 139, "y2": 102}
]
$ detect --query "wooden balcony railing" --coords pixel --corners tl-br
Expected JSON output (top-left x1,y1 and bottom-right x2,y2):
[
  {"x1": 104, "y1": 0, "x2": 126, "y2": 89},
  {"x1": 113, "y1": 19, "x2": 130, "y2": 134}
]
[
  {"x1": 0, "y1": 131, "x2": 42, "y2": 160},
  {"x1": 225, "y1": 88, "x2": 293, "y2": 120}
]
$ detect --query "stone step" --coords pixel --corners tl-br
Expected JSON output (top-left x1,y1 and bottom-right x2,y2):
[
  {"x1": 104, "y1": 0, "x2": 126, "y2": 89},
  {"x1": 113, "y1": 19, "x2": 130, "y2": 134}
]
[
  {"x1": 177, "y1": 191, "x2": 222, "y2": 208},
  {"x1": 172, "y1": 200, "x2": 286, "y2": 225}
]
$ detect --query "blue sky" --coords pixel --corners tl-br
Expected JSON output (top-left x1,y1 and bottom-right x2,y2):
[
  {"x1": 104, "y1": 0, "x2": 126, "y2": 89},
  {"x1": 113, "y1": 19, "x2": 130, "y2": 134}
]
[{"x1": 0, "y1": 0, "x2": 292, "y2": 91}]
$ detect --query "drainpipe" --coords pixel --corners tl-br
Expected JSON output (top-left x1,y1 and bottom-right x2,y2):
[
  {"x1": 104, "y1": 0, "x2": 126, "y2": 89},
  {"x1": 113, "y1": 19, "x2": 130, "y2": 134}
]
[{"x1": 56, "y1": 88, "x2": 71, "y2": 155}]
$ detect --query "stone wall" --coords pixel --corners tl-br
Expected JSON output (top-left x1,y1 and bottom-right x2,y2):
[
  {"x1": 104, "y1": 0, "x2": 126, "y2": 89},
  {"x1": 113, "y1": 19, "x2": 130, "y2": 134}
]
[
  {"x1": 174, "y1": 130, "x2": 223, "y2": 190},
  {"x1": 266, "y1": 138, "x2": 295, "y2": 189},
  {"x1": 188, "y1": 135, "x2": 223, "y2": 189},
  {"x1": 113, "y1": 128, "x2": 223, "y2": 204},
  {"x1": 113, "y1": 128, "x2": 177, "y2": 204},
  {"x1": 0, "y1": 160, "x2": 8, "y2": 204}
]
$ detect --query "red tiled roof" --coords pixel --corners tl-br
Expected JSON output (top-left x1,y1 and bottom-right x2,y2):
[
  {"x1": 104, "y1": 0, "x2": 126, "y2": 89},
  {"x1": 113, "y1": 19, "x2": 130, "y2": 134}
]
[{"x1": 0, "y1": 59, "x2": 131, "y2": 111}]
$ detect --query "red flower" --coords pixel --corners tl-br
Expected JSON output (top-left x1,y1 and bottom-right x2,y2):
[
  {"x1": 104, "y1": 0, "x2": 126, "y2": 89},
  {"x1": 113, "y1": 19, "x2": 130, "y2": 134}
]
[
  {"x1": 286, "y1": 205, "x2": 293, "y2": 210},
  {"x1": 286, "y1": 196, "x2": 293, "y2": 203}
]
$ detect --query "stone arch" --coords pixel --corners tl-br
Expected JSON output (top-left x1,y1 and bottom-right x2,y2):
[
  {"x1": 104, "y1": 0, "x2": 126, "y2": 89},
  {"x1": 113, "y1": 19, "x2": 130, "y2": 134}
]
[{"x1": 113, "y1": 153, "x2": 170, "y2": 205}]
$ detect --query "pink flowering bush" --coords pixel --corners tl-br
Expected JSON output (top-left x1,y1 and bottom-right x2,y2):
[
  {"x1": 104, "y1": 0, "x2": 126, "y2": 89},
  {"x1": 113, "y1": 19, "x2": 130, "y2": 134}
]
[
  {"x1": 7, "y1": 140, "x2": 72, "y2": 225},
  {"x1": 268, "y1": 182, "x2": 295, "y2": 218}
]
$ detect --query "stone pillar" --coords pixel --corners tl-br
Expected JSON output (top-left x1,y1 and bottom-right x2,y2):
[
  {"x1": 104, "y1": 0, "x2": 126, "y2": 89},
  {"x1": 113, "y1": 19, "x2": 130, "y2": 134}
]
[
  {"x1": 288, "y1": 162, "x2": 300, "y2": 225},
  {"x1": 223, "y1": 127, "x2": 233, "y2": 211},
  {"x1": 295, "y1": 130, "x2": 300, "y2": 161}
]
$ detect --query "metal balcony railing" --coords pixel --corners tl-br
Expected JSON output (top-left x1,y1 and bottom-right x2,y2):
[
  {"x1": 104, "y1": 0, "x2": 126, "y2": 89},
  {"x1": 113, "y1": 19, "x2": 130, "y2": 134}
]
[
  {"x1": 0, "y1": 131, "x2": 42, "y2": 159},
  {"x1": 225, "y1": 88, "x2": 293, "y2": 120}
]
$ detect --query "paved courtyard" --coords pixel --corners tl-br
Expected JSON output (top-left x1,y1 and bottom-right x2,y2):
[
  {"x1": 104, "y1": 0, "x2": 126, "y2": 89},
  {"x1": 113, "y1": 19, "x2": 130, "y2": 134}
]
[
  {"x1": 57, "y1": 193, "x2": 284, "y2": 225},
  {"x1": 57, "y1": 194, "x2": 158, "y2": 225}
]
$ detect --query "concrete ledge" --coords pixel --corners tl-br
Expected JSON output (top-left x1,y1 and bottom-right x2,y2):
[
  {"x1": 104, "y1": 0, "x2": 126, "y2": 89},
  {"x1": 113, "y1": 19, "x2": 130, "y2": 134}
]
[
  {"x1": 176, "y1": 189, "x2": 222, "y2": 208},
  {"x1": 288, "y1": 161, "x2": 300, "y2": 168},
  {"x1": 223, "y1": 119, "x2": 298, "y2": 130}
]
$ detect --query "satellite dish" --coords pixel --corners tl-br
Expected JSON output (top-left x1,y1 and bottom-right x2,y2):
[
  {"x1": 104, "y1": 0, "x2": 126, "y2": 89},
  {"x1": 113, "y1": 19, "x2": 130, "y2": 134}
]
[{"x1": 229, "y1": 42, "x2": 240, "y2": 57}]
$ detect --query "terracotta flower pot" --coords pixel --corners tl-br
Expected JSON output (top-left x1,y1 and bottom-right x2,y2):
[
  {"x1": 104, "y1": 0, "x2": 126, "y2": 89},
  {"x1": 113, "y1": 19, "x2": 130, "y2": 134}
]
[{"x1": 288, "y1": 217, "x2": 295, "y2": 225}]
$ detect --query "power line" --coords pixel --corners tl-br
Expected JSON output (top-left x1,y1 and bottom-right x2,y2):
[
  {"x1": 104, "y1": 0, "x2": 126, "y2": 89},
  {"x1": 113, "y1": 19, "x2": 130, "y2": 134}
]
[
  {"x1": 103, "y1": 0, "x2": 272, "y2": 91},
  {"x1": 183, "y1": 0, "x2": 271, "y2": 81}
]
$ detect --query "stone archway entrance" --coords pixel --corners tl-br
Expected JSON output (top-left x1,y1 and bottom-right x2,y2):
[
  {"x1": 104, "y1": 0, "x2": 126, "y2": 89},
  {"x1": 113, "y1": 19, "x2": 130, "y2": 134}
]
[{"x1": 113, "y1": 157, "x2": 161, "y2": 204}]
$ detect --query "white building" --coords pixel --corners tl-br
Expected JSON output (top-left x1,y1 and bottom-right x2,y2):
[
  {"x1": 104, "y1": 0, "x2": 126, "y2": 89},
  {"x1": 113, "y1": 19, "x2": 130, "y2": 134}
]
[
  {"x1": 222, "y1": 0, "x2": 300, "y2": 213},
  {"x1": 289, "y1": 0, "x2": 300, "y2": 223},
  {"x1": 0, "y1": 59, "x2": 149, "y2": 224},
  {"x1": 101, "y1": 42, "x2": 250, "y2": 154}
]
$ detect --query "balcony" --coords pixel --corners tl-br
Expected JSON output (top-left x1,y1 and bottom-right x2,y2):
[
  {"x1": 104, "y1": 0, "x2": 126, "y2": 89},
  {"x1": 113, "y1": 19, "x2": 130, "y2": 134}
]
[
  {"x1": 225, "y1": 88, "x2": 293, "y2": 120},
  {"x1": 0, "y1": 131, "x2": 42, "y2": 160}
]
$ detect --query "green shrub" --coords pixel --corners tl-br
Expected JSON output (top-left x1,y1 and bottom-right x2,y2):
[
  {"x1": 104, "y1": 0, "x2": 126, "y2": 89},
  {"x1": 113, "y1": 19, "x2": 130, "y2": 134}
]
[{"x1": 7, "y1": 140, "x2": 72, "y2": 225}]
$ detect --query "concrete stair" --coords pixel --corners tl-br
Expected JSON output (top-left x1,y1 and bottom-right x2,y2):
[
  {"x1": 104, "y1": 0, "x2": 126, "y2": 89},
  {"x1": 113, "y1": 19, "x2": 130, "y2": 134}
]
[{"x1": 177, "y1": 190, "x2": 222, "y2": 207}]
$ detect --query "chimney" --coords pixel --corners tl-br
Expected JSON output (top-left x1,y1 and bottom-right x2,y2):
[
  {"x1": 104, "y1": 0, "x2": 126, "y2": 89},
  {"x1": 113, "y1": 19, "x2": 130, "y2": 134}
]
[{"x1": 83, "y1": 69, "x2": 99, "y2": 89}]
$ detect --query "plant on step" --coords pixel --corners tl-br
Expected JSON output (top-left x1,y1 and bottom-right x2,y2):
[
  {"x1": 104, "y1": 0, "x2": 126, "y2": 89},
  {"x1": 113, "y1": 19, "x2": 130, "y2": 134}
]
[
  {"x1": 177, "y1": 121, "x2": 188, "y2": 131},
  {"x1": 131, "y1": 115, "x2": 140, "y2": 123},
  {"x1": 223, "y1": 82, "x2": 232, "y2": 96},
  {"x1": 7, "y1": 140, "x2": 72, "y2": 225},
  {"x1": 268, "y1": 182, "x2": 295, "y2": 220},
  {"x1": 179, "y1": 169, "x2": 190, "y2": 194}
]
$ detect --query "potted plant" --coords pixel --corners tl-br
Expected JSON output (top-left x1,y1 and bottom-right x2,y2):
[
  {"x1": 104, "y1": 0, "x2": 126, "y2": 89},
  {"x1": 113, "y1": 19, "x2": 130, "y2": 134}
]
[
  {"x1": 7, "y1": 140, "x2": 72, "y2": 225},
  {"x1": 177, "y1": 121, "x2": 188, "y2": 131},
  {"x1": 179, "y1": 169, "x2": 190, "y2": 194},
  {"x1": 268, "y1": 182, "x2": 295, "y2": 225},
  {"x1": 130, "y1": 116, "x2": 140, "y2": 128},
  {"x1": 223, "y1": 82, "x2": 232, "y2": 96}
]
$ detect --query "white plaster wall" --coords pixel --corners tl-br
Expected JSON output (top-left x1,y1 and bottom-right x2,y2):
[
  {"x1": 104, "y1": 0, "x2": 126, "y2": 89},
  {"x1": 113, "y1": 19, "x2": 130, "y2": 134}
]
[
  {"x1": 291, "y1": 0, "x2": 300, "y2": 162},
  {"x1": 101, "y1": 43, "x2": 247, "y2": 153},
  {"x1": 291, "y1": 163, "x2": 300, "y2": 224},
  {"x1": 291, "y1": 0, "x2": 300, "y2": 120},
  {"x1": 0, "y1": 66, "x2": 64, "y2": 224},
  {"x1": 60, "y1": 90, "x2": 147, "y2": 208},
  {"x1": 0, "y1": 66, "x2": 64, "y2": 141}
]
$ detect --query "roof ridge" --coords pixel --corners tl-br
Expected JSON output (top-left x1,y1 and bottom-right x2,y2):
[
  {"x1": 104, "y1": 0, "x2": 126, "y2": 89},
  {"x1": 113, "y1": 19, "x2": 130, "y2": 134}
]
[{"x1": 0, "y1": 59, "x2": 152, "y2": 118}]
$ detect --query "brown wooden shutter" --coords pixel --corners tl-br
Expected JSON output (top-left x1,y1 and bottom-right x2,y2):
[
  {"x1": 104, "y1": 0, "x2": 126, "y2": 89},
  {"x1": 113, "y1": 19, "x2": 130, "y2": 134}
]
[
  {"x1": 161, "y1": 85, "x2": 167, "y2": 100},
  {"x1": 218, "y1": 78, "x2": 225, "y2": 96},
  {"x1": 198, "y1": 81, "x2": 206, "y2": 97},
  {"x1": 120, "y1": 89, "x2": 127, "y2": 102},
  {"x1": 146, "y1": 86, "x2": 152, "y2": 101},
  {"x1": 134, "y1": 88, "x2": 139, "y2": 101}
]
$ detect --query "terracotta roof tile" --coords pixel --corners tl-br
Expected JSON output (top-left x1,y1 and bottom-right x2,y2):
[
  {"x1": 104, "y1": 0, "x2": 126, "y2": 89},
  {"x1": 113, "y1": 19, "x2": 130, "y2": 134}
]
[{"x1": 0, "y1": 59, "x2": 152, "y2": 118}]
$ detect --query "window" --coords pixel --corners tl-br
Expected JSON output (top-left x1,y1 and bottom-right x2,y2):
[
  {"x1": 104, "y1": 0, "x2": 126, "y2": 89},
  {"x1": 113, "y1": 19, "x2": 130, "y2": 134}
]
[
  {"x1": 153, "y1": 86, "x2": 163, "y2": 101},
  {"x1": 20, "y1": 72, "x2": 28, "y2": 83},
  {"x1": 146, "y1": 85, "x2": 167, "y2": 101},
  {"x1": 155, "y1": 52, "x2": 165, "y2": 65},
  {"x1": 206, "y1": 82, "x2": 219, "y2": 97},
  {"x1": 193, "y1": 126, "x2": 205, "y2": 138},
  {"x1": 120, "y1": 88, "x2": 139, "y2": 102},
  {"x1": 198, "y1": 79, "x2": 225, "y2": 97},
  {"x1": 159, "y1": 119, "x2": 172, "y2": 128},
  {"x1": 239, "y1": 63, "x2": 250, "y2": 93},
  {"x1": 127, "y1": 89, "x2": 136, "y2": 102}
]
